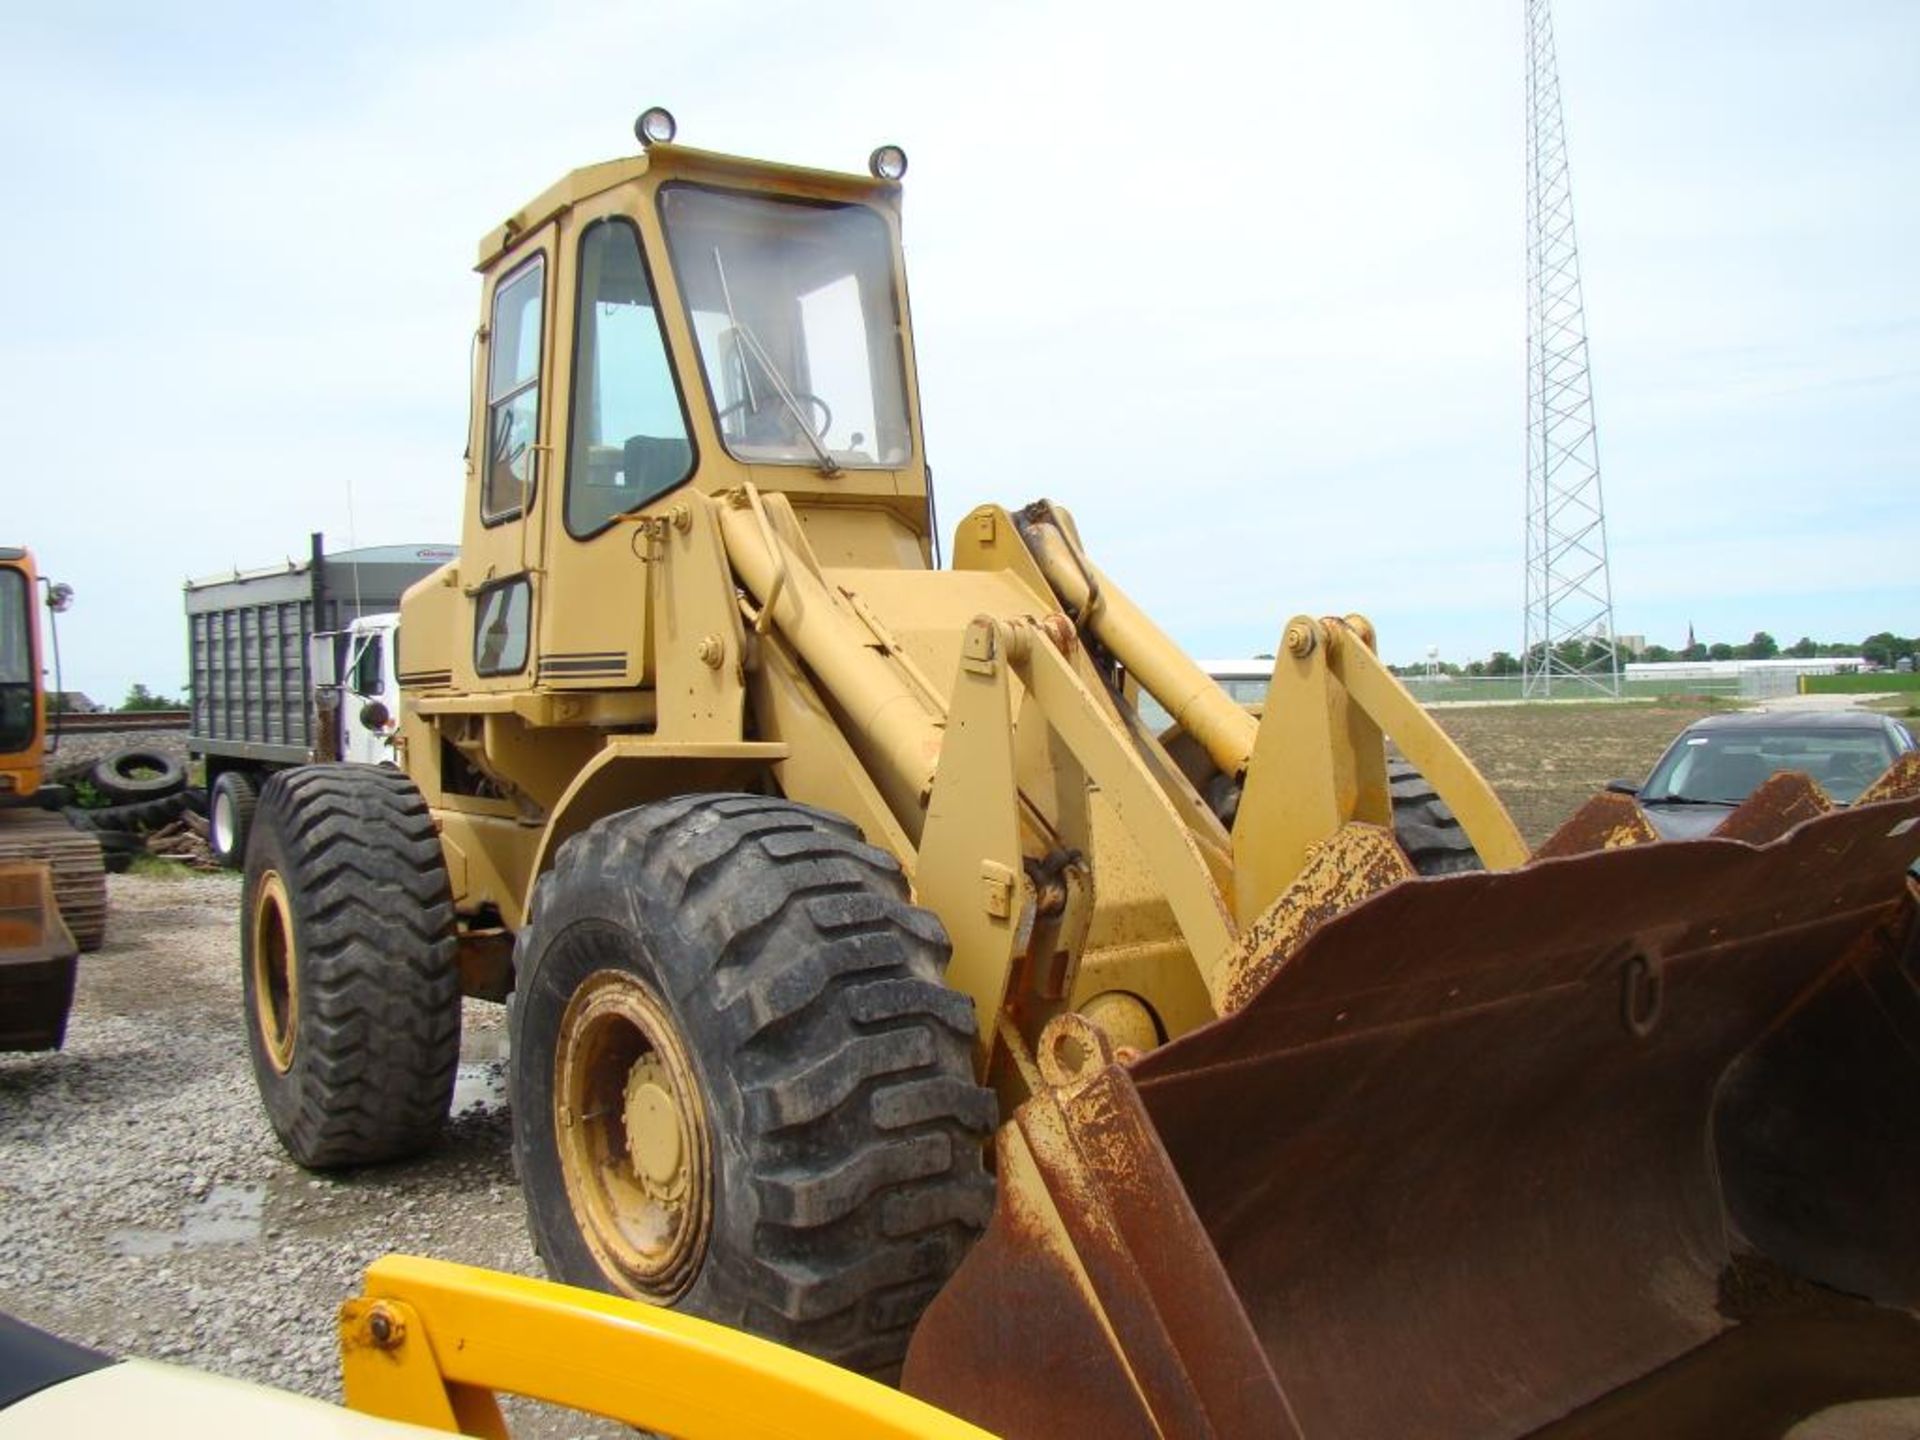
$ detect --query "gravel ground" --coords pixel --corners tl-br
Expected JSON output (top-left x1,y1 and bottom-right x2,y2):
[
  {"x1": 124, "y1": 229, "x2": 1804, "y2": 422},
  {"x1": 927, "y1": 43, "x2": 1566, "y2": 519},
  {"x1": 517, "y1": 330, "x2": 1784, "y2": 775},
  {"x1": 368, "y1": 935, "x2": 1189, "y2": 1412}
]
[{"x1": 0, "y1": 868, "x2": 616, "y2": 1434}]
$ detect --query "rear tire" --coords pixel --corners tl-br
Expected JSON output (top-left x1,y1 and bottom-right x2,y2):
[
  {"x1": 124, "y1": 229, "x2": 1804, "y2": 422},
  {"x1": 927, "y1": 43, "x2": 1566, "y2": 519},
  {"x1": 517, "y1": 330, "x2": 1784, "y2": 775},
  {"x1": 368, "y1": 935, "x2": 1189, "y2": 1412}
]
[
  {"x1": 209, "y1": 771, "x2": 259, "y2": 869},
  {"x1": 242, "y1": 765, "x2": 460, "y2": 1168},
  {"x1": 1389, "y1": 758, "x2": 1481, "y2": 875},
  {"x1": 511, "y1": 794, "x2": 996, "y2": 1379}
]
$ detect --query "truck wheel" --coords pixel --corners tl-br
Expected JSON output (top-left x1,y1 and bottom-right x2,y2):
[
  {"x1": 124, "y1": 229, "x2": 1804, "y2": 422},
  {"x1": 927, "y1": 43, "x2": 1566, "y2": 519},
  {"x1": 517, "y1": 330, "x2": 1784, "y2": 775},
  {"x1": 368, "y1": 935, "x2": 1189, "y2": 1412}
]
[
  {"x1": 1389, "y1": 758, "x2": 1482, "y2": 875},
  {"x1": 90, "y1": 747, "x2": 186, "y2": 804},
  {"x1": 242, "y1": 766, "x2": 460, "y2": 1168},
  {"x1": 511, "y1": 794, "x2": 997, "y2": 1379},
  {"x1": 209, "y1": 771, "x2": 259, "y2": 868}
]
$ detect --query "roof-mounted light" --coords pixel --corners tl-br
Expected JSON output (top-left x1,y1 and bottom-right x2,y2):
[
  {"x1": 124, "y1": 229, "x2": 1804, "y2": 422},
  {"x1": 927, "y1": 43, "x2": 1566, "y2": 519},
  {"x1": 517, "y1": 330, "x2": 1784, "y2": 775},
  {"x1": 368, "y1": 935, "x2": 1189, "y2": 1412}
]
[
  {"x1": 868, "y1": 144, "x2": 908, "y2": 181},
  {"x1": 635, "y1": 106, "x2": 678, "y2": 148}
]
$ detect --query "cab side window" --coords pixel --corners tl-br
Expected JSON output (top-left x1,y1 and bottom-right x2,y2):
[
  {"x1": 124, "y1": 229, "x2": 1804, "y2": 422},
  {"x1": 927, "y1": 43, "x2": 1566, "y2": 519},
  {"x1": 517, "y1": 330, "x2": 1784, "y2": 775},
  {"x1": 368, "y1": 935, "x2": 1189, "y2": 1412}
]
[
  {"x1": 349, "y1": 634, "x2": 383, "y2": 697},
  {"x1": 484, "y1": 257, "x2": 546, "y2": 521},
  {"x1": 473, "y1": 577, "x2": 531, "y2": 676},
  {"x1": 566, "y1": 219, "x2": 692, "y2": 536}
]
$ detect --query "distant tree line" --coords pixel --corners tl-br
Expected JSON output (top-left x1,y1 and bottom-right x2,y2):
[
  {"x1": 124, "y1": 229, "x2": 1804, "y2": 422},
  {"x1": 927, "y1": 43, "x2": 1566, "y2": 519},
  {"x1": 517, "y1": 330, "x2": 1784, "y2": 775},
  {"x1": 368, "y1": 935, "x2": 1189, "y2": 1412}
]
[
  {"x1": 1389, "y1": 630, "x2": 1916, "y2": 679},
  {"x1": 118, "y1": 683, "x2": 186, "y2": 711}
]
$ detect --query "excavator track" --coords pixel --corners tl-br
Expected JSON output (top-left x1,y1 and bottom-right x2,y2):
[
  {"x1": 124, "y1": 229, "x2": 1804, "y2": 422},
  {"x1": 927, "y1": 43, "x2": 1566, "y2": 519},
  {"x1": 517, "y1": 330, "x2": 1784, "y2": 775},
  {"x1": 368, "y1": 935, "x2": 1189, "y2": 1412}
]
[{"x1": 0, "y1": 810, "x2": 106, "y2": 953}]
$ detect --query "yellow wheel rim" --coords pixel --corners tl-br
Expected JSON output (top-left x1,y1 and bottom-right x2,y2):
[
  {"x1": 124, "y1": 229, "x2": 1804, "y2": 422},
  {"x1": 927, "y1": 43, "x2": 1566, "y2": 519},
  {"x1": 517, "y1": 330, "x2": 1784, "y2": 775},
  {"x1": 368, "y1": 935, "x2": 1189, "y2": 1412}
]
[
  {"x1": 251, "y1": 870, "x2": 299, "y2": 1074},
  {"x1": 555, "y1": 969, "x2": 712, "y2": 1301}
]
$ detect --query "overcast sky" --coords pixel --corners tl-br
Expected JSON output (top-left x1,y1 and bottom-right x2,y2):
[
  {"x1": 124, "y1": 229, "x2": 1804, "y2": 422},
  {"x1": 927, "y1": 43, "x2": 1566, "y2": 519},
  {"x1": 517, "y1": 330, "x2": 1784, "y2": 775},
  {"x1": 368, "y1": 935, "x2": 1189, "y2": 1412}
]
[{"x1": 4, "y1": 0, "x2": 1914, "y2": 701}]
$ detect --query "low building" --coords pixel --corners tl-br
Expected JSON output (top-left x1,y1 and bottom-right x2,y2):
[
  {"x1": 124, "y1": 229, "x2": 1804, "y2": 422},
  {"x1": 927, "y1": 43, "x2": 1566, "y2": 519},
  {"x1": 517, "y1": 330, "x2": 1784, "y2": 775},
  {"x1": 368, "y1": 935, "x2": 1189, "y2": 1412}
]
[{"x1": 1623, "y1": 657, "x2": 1866, "y2": 699}]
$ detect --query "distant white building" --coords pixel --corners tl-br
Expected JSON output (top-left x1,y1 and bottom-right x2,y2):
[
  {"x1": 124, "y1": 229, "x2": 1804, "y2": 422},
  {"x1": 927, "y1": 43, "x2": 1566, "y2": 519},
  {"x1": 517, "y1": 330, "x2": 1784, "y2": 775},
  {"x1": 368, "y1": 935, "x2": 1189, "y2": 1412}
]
[
  {"x1": 1624, "y1": 657, "x2": 1866, "y2": 698},
  {"x1": 1622, "y1": 658, "x2": 1865, "y2": 681}
]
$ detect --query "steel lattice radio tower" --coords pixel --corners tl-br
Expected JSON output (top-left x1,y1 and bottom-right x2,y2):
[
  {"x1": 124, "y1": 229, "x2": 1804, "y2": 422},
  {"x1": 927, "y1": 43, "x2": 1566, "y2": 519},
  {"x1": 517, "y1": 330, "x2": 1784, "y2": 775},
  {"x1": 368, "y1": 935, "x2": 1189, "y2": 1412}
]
[{"x1": 1523, "y1": 0, "x2": 1620, "y2": 696}]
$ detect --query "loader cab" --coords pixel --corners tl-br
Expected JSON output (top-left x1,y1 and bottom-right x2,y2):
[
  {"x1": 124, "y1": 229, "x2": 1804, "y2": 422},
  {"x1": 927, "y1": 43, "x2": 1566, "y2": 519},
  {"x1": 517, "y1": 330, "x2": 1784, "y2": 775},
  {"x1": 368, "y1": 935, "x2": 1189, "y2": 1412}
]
[{"x1": 429, "y1": 121, "x2": 933, "y2": 713}]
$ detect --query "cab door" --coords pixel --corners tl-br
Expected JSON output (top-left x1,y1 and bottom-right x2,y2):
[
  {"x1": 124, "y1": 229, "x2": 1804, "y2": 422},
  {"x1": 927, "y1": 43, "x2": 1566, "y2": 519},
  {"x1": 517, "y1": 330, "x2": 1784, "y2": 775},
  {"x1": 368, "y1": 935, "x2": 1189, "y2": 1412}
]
[
  {"x1": 534, "y1": 200, "x2": 693, "y2": 692},
  {"x1": 456, "y1": 226, "x2": 556, "y2": 695}
]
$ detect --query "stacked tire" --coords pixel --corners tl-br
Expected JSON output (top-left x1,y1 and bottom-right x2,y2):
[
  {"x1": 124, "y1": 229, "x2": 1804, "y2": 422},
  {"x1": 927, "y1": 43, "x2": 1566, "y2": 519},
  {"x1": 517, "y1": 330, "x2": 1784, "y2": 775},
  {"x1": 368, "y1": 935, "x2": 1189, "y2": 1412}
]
[
  {"x1": 89, "y1": 747, "x2": 187, "y2": 805},
  {"x1": 65, "y1": 748, "x2": 196, "y2": 873}
]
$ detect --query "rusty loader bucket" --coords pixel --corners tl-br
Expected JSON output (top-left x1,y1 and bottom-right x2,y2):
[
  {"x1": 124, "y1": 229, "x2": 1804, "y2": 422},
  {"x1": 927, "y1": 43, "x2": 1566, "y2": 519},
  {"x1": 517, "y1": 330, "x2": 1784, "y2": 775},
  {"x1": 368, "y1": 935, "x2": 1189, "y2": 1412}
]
[
  {"x1": 904, "y1": 796, "x2": 1920, "y2": 1439},
  {"x1": 0, "y1": 860, "x2": 80, "y2": 1052}
]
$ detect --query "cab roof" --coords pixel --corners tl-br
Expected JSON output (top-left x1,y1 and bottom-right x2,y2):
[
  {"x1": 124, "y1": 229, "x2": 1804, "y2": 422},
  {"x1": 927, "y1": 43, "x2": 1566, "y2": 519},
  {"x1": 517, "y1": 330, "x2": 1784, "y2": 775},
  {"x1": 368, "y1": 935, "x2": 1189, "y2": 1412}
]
[{"x1": 477, "y1": 143, "x2": 900, "y2": 269}]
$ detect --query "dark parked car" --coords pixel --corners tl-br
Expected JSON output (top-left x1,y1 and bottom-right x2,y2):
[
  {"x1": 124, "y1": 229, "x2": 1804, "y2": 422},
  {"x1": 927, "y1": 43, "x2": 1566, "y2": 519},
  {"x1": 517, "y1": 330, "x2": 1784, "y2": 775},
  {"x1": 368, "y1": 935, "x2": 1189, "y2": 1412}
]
[{"x1": 1617, "y1": 709, "x2": 1916, "y2": 839}]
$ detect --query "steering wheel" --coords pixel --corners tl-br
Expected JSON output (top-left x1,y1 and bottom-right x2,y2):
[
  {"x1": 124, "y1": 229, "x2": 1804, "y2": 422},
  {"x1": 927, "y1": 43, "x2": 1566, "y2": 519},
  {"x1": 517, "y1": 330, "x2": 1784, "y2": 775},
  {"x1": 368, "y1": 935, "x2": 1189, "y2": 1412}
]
[{"x1": 716, "y1": 390, "x2": 833, "y2": 440}]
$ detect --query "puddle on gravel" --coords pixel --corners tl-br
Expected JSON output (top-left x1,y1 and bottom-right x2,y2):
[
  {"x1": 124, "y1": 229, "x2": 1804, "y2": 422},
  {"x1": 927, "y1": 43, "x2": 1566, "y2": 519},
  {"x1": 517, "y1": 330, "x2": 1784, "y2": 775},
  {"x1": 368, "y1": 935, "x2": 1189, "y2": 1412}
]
[
  {"x1": 453, "y1": 1061, "x2": 508, "y2": 1115},
  {"x1": 108, "y1": 1183, "x2": 264, "y2": 1257}
]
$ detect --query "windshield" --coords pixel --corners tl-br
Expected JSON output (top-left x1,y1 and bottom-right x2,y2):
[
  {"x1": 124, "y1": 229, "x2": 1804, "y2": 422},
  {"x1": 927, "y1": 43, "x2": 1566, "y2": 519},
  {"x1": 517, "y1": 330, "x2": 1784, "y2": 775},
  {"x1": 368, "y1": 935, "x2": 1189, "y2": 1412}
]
[
  {"x1": 659, "y1": 184, "x2": 911, "y2": 471},
  {"x1": 0, "y1": 567, "x2": 34, "y2": 755},
  {"x1": 1642, "y1": 727, "x2": 1895, "y2": 807}
]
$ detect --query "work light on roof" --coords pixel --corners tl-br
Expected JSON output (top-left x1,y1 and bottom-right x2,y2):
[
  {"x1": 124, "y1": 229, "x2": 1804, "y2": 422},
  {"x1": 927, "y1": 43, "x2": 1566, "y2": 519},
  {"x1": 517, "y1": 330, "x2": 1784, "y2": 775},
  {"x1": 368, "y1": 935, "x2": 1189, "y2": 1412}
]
[
  {"x1": 868, "y1": 144, "x2": 908, "y2": 181},
  {"x1": 635, "y1": 107, "x2": 678, "y2": 148}
]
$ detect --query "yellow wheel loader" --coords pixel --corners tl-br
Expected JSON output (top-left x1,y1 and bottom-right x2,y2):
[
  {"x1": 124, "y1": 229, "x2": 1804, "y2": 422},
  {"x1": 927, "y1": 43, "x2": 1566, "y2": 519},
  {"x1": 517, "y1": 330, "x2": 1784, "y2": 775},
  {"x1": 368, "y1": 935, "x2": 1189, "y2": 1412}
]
[
  {"x1": 0, "y1": 547, "x2": 104, "y2": 1051},
  {"x1": 240, "y1": 112, "x2": 1920, "y2": 1436}
]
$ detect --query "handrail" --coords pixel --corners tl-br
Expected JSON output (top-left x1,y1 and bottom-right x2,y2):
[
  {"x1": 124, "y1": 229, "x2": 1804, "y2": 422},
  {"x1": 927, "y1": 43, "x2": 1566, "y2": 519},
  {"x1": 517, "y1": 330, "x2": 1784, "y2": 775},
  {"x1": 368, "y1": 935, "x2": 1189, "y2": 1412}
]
[{"x1": 340, "y1": 1255, "x2": 996, "y2": 1439}]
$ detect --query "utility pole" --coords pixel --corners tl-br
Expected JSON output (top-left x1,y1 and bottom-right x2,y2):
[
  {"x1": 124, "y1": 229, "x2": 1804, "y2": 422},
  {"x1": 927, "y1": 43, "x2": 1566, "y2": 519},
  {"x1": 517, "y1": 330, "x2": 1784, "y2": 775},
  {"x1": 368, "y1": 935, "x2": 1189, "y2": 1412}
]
[{"x1": 1523, "y1": 0, "x2": 1620, "y2": 697}]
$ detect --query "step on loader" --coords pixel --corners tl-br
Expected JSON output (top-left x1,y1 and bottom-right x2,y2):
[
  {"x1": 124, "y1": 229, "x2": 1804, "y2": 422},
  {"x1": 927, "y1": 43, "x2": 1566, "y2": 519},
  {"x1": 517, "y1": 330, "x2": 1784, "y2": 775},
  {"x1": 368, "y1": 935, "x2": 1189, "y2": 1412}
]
[{"x1": 238, "y1": 113, "x2": 1920, "y2": 1437}]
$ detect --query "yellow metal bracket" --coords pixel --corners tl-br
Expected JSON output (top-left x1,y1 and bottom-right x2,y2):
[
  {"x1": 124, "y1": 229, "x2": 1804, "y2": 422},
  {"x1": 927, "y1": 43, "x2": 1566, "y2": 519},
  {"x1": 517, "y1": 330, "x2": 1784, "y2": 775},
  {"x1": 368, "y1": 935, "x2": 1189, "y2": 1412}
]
[
  {"x1": 918, "y1": 617, "x2": 1030, "y2": 1068},
  {"x1": 340, "y1": 1254, "x2": 996, "y2": 1439},
  {"x1": 1004, "y1": 620, "x2": 1239, "y2": 1011},
  {"x1": 1235, "y1": 615, "x2": 1527, "y2": 924}
]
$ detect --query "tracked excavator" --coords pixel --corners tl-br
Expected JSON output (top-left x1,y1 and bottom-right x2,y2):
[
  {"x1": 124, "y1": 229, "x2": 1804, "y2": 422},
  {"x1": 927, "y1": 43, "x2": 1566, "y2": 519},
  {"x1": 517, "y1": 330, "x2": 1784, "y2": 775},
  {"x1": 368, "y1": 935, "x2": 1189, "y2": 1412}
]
[
  {"x1": 236, "y1": 112, "x2": 1920, "y2": 1437},
  {"x1": 0, "y1": 548, "x2": 104, "y2": 1051}
]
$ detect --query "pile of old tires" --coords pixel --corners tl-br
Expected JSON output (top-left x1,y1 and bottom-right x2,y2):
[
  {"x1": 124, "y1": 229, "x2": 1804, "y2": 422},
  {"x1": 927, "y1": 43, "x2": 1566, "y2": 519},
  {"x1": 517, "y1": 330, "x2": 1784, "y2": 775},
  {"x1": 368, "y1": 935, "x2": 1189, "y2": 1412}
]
[{"x1": 65, "y1": 747, "x2": 203, "y2": 872}]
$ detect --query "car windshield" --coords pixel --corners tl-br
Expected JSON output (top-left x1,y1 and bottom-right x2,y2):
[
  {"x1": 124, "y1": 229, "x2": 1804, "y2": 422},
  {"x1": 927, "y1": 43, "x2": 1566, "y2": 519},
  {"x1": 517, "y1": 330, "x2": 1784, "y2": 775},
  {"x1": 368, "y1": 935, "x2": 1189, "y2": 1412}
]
[
  {"x1": 659, "y1": 184, "x2": 912, "y2": 472},
  {"x1": 1642, "y1": 726, "x2": 1895, "y2": 807},
  {"x1": 0, "y1": 567, "x2": 33, "y2": 755}
]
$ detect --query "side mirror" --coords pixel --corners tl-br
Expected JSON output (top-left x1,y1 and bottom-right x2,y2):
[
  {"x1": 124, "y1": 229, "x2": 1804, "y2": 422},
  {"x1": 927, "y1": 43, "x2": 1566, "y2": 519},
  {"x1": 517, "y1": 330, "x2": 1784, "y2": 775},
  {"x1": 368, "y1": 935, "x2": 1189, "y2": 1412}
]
[
  {"x1": 359, "y1": 700, "x2": 393, "y2": 733},
  {"x1": 309, "y1": 635, "x2": 342, "y2": 689},
  {"x1": 1603, "y1": 778, "x2": 1640, "y2": 796},
  {"x1": 44, "y1": 582, "x2": 74, "y2": 614}
]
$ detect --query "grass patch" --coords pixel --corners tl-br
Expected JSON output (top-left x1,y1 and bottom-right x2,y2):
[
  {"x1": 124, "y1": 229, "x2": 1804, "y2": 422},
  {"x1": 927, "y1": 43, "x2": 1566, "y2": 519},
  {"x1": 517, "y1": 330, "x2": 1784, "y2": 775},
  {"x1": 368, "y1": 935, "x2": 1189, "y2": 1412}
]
[
  {"x1": 126, "y1": 854, "x2": 202, "y2": 880},
  {"x1": 1801, "y1": 673, "x2": 1920, "y2": 695}
]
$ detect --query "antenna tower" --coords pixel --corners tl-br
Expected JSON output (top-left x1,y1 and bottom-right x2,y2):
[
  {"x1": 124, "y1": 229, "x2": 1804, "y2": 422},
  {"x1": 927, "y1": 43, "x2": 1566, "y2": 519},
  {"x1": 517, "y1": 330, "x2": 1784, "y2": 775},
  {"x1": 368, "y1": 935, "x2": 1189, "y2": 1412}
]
[{"x1": 1523, "y1": 0, "x2": 1620, "y2": 696}]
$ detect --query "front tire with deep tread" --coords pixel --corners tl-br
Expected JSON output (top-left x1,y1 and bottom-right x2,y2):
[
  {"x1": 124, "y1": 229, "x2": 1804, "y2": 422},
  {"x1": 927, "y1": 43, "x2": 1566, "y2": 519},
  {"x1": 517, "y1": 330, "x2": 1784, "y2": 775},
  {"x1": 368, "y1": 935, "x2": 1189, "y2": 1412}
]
[
  {"x1": 242, "y1": 765, "x2": 460, "y2": 1168},
  {"x1": 511, "y1": 794, "x2": 996, "y2": 1379}
]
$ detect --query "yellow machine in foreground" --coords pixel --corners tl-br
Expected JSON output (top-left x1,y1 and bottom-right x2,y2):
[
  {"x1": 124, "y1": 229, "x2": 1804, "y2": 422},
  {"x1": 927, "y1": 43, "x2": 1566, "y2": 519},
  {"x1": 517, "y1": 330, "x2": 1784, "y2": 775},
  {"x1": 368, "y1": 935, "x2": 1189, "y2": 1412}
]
[
  {"x1": 0, "y1": 547, "x2": 103, "y2": 1051},
  {"x1": 239, "y1": 113, "x2": 1920, "y2": 1437},
  {"x1": 0, "y1": 1256, "x2": 989, "y2": 1439}
]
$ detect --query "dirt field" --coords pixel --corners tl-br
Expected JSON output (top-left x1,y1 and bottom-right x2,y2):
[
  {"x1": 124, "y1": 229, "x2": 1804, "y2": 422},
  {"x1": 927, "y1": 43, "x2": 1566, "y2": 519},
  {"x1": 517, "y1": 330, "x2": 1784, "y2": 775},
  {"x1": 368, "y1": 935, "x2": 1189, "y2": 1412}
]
[{"x1": 1432, "y1": 698, "x2": 1721, "y2": 846}]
